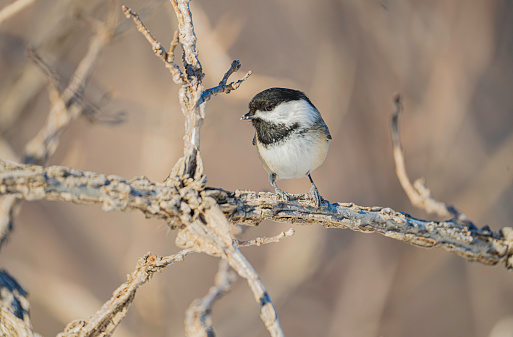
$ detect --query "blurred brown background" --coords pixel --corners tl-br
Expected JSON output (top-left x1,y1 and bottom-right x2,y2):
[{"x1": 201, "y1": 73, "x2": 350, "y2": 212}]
[{"x1": 1, "y1": 0, "x2": 513, "y2": 336}]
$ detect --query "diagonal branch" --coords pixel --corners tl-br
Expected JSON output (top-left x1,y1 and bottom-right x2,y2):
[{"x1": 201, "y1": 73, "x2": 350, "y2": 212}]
[
  {"x1": 24, "y1": 5, "x2": 117, "y2": 165},
  {"x1": 58, "y1": 250, "x2": 193, "y2": 337},
  {"x1": 0, "y1": 0, "x2": 37, "y2": 25},
  {"x1": 185, "y1": 259, "x2": 236, "y2": 337},
  {"x1": 178, "y1": 203, "x2": 285, "y2": 337}
]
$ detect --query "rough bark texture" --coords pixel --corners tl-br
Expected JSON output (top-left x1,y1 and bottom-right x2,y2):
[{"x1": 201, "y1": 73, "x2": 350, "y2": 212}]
[{"x1": 2, "y1": 160, "x2": 512, "y2": 271}]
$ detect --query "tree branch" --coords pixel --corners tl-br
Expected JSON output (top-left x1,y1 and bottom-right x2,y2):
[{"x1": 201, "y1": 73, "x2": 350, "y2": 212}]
[
  {"x1": 237, "y1": 228, "x2": 295, "y2": 247},
  {"x1": 390, "y1": 95, "x2": 471, "y2": 223},
  {"x1": 2, "y1": 160, "x2": 512, "y2": 271},
  {"x1": 122, "y1": 2, "x2": 281, "y2": 335},
  {"x1": 185, "y1": 259, "x2": 236, "y2": 337},
  {"x1": 24, "y1": 4, "x2": 117, "y2": 166},
  {"x1": 0, "y1": 0, "x2": 37, "y2": 25},
  {"x1": 58, "y1": 250, "x2": 193, "y2": 337},
  {"x1": 121, "y1": 6, "x2": 186, "y2": 85},
  {"x1": 0, "y1": 3, "x2": 117, "y2": 249},
  {"x1": 198, "y1": 60, "x2": 252, "y2": 105}
]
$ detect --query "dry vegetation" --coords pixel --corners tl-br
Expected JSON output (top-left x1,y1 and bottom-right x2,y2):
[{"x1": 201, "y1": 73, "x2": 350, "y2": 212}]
[{"x1": 0, "y1": 0, "x2": 513, "y2": 337}]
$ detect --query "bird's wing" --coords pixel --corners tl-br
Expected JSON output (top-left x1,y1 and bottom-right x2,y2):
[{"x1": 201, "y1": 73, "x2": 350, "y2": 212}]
[
  {"x1": 318, "y1": 117, "x2": 332, "y2": 140},
  {"x1": 325, "y1": 125, "x2": 332, "y2": 140}
]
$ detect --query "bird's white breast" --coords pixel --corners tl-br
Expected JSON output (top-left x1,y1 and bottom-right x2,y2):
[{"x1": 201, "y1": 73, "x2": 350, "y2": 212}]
[{"x1": 256, "y1": 130, "x2": 329, "y2": 180}]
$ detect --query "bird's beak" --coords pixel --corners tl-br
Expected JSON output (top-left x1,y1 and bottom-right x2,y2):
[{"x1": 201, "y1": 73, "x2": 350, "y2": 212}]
[{"x1": 241, "y1": 111, "x2": 253, "y2": 121}]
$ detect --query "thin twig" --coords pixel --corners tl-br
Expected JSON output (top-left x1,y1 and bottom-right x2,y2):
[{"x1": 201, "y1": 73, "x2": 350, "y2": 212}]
[
  {"x1": 185, "y1": 259, "x2": 236, "y2": 337},
  {"x1": 391, "y1": 95, "x2": 472, "y2": 224},
  {"x1": 121, "y1": 6, "x2": 185, "y2": 85},
  {"x1": 0, "y1": 4, "x2": 117, "y2": 249},
  {"x1": 25, "y1": 2, "x2": 117, "y2": 165},
  {"x1": 26, "y1": 47, "x2": 63, "y2": 93},
  {"x1": 0, "y1": 0, "x2": 37, "y2": 25},
  {"x1": 58, "y1": 250, "x2": 193, "y2": 337},
  {"x1": 199, "y1": 60, "x2": 252, "y2": 105},
  {"x1": 169, "y1": 0, "x2": 202, "y2": 83},
  {"x1": 238, "y1": 229, "x2": 295, "y2": 247}
]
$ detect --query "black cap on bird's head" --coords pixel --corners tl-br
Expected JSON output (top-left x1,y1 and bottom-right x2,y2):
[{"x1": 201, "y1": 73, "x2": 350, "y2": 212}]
[{"x1": 241, "y1": 87, "x2": 315, "y2": 121}]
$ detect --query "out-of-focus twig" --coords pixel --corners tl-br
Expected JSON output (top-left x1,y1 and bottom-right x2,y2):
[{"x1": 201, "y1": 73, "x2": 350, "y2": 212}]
[
  {"x1": 25, "y1": 47, "x2": 64, "y2": 94},
  {"x1": 57, "y1": 250, "x2": 193, "y2": 337},
  {"x1": 390, "y1": 95, "x2": 471, "y2": 224},
  {"x1": 0, "y1": 1, "x2": 117, "y2": 249},
  {"x1": 0, "y1": 0, "x2": 37, "y2": 25},
  {"x1": 0, "y1": 1, "x2": 104, "y2": 133},
  {"x1": 24, "y1": 2, "x2": 117, "y2": 165},
  {"x1": 185, "y1": 259, "x2": 236, "y2": 337}
]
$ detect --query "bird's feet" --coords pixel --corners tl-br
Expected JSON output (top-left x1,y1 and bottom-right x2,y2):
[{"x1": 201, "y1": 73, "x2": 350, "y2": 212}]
[
  {"x1": 309, "y1": 185, "x2": 324, "y2": 208},
  {"x1": 274, "y1": 187, "x2": 293, "y2": 202}
]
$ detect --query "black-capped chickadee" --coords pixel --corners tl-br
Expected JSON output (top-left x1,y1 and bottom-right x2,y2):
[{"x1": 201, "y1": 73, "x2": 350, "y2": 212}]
[{"x1": 241, "y1": 87, "x2": 331, "y2": 208}]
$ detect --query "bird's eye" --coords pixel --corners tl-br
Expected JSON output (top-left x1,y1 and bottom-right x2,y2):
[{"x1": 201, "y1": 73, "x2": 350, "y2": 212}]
[{"x1": 264, "y1": 104, "x2": 274, "y2": 111}]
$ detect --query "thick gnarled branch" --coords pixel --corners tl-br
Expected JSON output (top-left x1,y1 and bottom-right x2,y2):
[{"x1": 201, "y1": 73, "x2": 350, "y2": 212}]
[{"x1": 2, "y1": 160, "x2": 512, "y2": 271}]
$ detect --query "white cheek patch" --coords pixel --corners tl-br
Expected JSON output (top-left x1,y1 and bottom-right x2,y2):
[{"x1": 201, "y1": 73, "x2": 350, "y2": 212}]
[{"x1": 256, "y1": 100, "x2": 319, "y2": 128}]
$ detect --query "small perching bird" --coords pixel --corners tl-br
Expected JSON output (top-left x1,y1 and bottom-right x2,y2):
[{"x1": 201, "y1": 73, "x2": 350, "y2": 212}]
[{"x1": 241, "y1": 87, "x2": 331, "y2": 207}]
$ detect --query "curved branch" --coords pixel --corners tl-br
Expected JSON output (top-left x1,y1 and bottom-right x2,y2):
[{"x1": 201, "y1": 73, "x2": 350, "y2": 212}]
[
  {"x1": 185, "y1": 259, "x2": 236, "y2": 337},
  {"x1": 2, "y1": 160, "x2": 512, "y2": 271},
  {"x1": 390, "y1": 95, "x2": 471, "y2": 223}
]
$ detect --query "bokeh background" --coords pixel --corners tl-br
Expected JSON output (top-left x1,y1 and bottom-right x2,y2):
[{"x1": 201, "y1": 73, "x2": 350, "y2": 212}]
[{"x1": 1, "y1": 0, "x2": 513, "y2": 336}]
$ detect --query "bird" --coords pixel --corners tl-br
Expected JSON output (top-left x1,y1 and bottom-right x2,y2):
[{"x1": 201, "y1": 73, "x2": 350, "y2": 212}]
[{"x1": 241, "y1": 87, "x2": 331, "y2": 208}]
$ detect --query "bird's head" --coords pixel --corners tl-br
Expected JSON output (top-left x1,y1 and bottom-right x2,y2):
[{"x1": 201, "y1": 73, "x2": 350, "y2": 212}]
[{"x1": 241, "y1": 87, "x2": 319, "y2": 128}]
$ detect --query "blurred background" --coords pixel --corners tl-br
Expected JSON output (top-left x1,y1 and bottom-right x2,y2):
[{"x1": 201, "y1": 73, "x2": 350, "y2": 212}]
[{"x1": 0, "y1": 0, "x2": 512, "y2": 336}]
